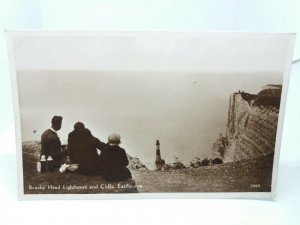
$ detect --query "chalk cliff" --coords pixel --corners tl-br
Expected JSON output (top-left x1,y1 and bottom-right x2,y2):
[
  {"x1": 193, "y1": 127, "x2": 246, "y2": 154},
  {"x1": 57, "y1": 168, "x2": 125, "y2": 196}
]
[{"x1": 212, "y1": 85, "x2": 281, "y2": 163}]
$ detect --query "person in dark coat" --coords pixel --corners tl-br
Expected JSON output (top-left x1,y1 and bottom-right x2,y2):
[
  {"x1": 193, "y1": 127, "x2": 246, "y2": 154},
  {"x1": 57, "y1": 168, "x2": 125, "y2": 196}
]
[
  {"x1": 99, "y1": 133, "x2": 132, "y2": 182},
  {"x1": 67, "y1": 122, "x2": 106, "y2": 175},
  {"x1": 40, "y1": 116, "x2": 68, "y2": 170}
]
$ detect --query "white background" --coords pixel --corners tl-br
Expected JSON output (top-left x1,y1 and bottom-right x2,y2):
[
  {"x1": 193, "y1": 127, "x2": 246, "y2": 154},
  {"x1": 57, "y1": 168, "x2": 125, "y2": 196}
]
[{"x1": 0, "y1": 1, "x2": 300, "y2": 225}]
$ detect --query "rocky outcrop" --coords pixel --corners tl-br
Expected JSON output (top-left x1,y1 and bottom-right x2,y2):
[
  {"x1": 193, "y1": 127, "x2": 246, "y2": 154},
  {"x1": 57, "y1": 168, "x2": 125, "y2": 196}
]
[
  {"x1": 212, "y1": 85, "x2": 281, "y2": 163},
  {"x1": 127, "y1": 155, "x2": 148, "y2": 170},
  {"x1": 157, "y1": 161, "x2": 187, "y2": 171}
]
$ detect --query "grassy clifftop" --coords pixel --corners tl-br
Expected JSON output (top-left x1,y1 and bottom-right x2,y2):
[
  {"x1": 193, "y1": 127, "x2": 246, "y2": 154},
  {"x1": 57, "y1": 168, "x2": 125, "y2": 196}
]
[
  {"x1": 22, "y1": 142, "x2": 273, "y2": 194},
  {"x1": 240, "y1": 84, "x2": 282, "y2": 109}
]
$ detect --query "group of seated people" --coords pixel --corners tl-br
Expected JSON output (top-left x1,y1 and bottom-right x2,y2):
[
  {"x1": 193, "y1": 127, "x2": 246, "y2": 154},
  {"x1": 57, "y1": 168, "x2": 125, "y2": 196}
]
[{"x1": 39, "y1": 116, "x2": 132, "y2": 182}]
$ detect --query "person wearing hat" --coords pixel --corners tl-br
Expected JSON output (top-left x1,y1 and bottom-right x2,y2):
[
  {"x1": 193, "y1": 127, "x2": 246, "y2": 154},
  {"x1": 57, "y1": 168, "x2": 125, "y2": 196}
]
[
  {"x1": 40, "y1": 116, "x2": 69, "y2": 170},
  {"x1": 99, "y1": 133, "x2": 132, "y2": 181},
  {"x1": 67, "y1": 122, "x2": 106, "y2": 175}
]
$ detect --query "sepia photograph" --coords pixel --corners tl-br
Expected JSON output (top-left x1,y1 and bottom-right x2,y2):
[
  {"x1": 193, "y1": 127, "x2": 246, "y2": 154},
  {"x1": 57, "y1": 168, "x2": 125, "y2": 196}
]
[{"x1": 7, "y1": 32, "x2": 294, "y2": 199}]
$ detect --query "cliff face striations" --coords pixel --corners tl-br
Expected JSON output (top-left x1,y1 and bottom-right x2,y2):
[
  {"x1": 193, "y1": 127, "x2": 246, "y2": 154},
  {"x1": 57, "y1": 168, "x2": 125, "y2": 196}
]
[{"x1": 213, "y1": 85, "x2": 281, "y2": 163}]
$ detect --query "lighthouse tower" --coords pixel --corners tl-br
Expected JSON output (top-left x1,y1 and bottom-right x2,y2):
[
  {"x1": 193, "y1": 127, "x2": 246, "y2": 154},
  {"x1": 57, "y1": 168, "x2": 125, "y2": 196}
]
[{"x1": 155, "y1": 140, "x2": 165, "y2": 165}]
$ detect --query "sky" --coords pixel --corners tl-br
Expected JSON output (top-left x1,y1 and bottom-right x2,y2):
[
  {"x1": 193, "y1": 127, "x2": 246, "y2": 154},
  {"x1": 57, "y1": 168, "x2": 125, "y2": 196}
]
[{"x1": 11, "y1": 33, "x2": 291, "y2": 167}]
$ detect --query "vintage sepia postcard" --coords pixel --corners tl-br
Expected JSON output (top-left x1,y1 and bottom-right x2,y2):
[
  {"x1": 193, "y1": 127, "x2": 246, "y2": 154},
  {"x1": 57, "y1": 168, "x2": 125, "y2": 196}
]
[{"x1": 6, "y1": 32, "x2": 295, "y2": 200}]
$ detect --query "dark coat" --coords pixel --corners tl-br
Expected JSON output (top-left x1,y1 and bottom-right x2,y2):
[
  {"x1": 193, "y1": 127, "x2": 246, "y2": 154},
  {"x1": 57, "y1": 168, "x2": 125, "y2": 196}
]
[
  {"x1": 99, "y1": 145, "x2": 132, "y2": 181},
  {"x1": 41, "y1": 129, "x2": 62, "y2": 161},
  {"x1": 67, "y1": 129, "x2": 106, "y2": 175}
]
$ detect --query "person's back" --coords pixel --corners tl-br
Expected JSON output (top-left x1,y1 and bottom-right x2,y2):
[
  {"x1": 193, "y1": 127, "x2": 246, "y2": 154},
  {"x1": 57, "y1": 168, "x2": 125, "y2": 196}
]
[
  {"x1": 41, "y1": 129, "x2": 61, "y2": 159},
  {"x1": 68, "y1": 123, "x2": 105, "y2": 175},
  {"x1": 40, "y1": 116, "x2": 68, "y2": 171},
  {"x1": 99, "y1": 134, "x2": 132, "y2": 181},
  {"x1": 68, "y1": 128, "x2": 89, "y2": 163}
]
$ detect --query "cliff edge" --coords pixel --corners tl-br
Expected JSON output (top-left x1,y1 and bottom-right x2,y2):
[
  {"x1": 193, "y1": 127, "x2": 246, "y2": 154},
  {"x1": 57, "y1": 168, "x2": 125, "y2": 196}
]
[{"x1": 213, "y1": 85, "x2": 281, "y2": 163}]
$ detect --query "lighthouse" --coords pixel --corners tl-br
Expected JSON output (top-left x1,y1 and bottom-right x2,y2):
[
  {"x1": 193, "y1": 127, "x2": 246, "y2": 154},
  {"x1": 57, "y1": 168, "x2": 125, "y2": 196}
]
[{"x1": 155, "y1": 140, "x2": 165, "y2": 165}]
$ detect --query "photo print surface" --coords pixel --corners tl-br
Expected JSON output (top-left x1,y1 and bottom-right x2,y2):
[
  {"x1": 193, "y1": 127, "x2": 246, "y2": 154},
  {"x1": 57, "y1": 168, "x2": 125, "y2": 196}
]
[{"x1": 9, "y1": 32, "x2": 294, "y2": 198}]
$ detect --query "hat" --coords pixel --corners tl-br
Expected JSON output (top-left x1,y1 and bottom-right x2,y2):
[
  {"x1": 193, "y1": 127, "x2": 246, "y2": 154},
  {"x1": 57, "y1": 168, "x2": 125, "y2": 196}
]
[{"x1": 51, "y1": 116, "x2": 63, "y2": 125}]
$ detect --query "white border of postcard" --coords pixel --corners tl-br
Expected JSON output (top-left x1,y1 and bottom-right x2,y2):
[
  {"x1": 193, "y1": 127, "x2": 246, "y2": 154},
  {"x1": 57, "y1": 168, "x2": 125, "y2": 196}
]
[{"x1": 6, "y1": 31, "x2": 295, "y2": 200}]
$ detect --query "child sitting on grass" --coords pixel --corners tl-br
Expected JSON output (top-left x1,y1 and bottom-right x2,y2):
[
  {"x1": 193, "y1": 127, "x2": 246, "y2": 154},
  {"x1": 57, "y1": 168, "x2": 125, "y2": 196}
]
[{"x1": 99, "y1": 133, "x2": 132, "y2": 182}]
